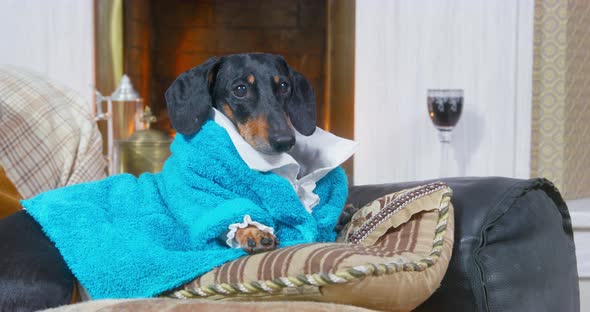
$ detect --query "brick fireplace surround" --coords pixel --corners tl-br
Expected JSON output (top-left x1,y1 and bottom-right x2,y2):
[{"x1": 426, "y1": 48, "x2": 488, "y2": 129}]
[{"x1": 124, "y1": 0, "x2": 328, "y2": 135}]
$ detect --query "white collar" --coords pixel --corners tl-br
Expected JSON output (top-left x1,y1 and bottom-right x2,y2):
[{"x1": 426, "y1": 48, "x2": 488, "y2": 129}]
[{"x1": 211, "y1": 108, "x2": 359, "y2": 212}]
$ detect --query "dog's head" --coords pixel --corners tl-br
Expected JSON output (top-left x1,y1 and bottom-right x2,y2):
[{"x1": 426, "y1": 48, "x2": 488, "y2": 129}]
[{"x1": 165, "y1": 53, "x2": 316, "y2": 154}]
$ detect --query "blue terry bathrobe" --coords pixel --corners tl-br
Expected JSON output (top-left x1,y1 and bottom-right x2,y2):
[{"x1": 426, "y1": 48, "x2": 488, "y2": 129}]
[{"x1": 21, "y1": 120, "x2": 348, "y2": 299}]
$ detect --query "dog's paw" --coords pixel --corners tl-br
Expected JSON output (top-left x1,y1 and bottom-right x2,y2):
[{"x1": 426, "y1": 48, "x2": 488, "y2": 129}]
[{"x1": 235, "y1": 225, "x2": 278, "y2": 254}]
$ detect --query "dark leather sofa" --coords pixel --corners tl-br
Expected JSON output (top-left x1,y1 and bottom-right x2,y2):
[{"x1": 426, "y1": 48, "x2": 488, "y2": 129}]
[
  {"x1": 0, "y1": 177, "x2": 580, "y2": 311},
  {"x1": 348, "y1": 177, "x2": 580, "y2": 312}
]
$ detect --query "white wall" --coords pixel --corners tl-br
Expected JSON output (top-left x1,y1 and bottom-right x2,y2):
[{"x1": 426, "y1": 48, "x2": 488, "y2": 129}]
[
  {"x1": 354, "y1": 0, "x2": 534, "y2": 184},
  {"x1": 0, "y1": 0, "x2": 95, "y2": 105},
  {"x1": 580, "y1": 280, "x2": 590, "y2": 312}
]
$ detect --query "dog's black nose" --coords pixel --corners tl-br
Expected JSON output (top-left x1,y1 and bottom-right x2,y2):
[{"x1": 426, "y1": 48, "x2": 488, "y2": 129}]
[{"x1": 269, "y1": 134, "x2": 295, "y2": 152}]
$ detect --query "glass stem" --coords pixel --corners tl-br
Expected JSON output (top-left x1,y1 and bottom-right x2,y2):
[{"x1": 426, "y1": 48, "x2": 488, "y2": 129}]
[
  {"x1": 439, "y1": 130, "x2": 452, "y2": 178},
  {"x1": 441, "y1": 142, "x2": 449, "y2": 178}
]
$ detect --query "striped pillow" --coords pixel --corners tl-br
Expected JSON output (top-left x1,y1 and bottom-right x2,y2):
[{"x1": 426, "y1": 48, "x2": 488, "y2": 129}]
[{"x1": 167, "y1": 182, "x2": 454, "y2": 312}]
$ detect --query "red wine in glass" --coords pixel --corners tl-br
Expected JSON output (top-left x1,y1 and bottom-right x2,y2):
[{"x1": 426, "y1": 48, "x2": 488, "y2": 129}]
[
  {"x1": 427, "y1": 89, "x2": 463, "y2": 142},
  {"x1": 427, "y1": 89, "x2": 463, "y2": 178}
]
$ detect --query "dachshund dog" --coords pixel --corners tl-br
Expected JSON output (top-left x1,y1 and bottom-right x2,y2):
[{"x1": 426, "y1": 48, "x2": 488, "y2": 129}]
[
  {"x1": 165, "y1": 53, "x2": 317, "y2": 254},
  {"x1": 0, "y1": 53, "x2": 318, "y2": 311}
]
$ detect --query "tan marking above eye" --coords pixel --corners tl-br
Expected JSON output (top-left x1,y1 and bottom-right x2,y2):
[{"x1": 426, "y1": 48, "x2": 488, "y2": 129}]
[
  {"x1": 273, "y1": 76, "x2": 280, "y2": 83},
  {"x1": 247, "y1": 74, "x2": 255, "y2": 84},
  {"x1": 223, "y1": 104, "x2": 234, "y2": 121}
]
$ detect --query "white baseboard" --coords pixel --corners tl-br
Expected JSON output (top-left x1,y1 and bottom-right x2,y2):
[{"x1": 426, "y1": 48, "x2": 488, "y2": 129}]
[{"x1": 568, "y1": 198, "x2": 590, "y2": 278}]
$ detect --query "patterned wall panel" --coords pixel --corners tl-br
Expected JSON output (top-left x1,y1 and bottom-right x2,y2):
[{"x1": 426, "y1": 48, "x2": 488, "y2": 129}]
[
  {"x1": 531, "y1": 0, "x2": 567, "y2": 192},
  {"x1": 564, "y1": 0, "x2": 590, "y2": 198},
  {"x1": 532, "y1": 0, "x2": 590, "y2": 199}
]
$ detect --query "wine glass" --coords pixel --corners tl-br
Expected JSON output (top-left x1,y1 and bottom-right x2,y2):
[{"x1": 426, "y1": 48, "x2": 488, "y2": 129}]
[{"x1": 427, "y1": 89, "x2": 463, "y2": 177}]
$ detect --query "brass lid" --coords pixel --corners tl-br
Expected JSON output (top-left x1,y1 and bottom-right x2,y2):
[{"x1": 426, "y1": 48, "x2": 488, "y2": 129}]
[
  {"x1": 119, "y1": 106, "x2": 171, "y2": 144},
  {"x1": 128, "y1": 128, "x2": 171, "y2": 143}
]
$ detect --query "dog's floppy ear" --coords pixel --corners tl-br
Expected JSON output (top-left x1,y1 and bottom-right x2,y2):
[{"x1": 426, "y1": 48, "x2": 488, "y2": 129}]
[
  {"x1": 287, "y1": 68, "x2": 317, "y2": 136},
  {"x1": 165, "y1": 57, "x2": 220, "y2": 135}
]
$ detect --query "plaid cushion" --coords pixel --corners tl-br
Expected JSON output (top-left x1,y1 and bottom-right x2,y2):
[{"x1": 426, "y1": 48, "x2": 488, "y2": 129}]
[
  {"x1": 169, "y1": 182, "x2": 454, "y2": 312},
  {"x1": 0, "y1": 66, "x2": 105, "y2": 198}
]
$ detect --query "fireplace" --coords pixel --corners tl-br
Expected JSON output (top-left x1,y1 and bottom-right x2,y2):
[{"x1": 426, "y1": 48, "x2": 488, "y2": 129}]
[
  {"x1": 124, "y1": 0, "x2": 330, "y2": 135},
  {"x1": 96, "y1": 0, "x2": 355, "y2": 176}
]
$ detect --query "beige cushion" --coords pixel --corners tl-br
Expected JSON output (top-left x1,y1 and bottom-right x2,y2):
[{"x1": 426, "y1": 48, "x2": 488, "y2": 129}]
[
  {"x1": 168, "y1": 182, "x2": 454, "y2": 312},
  {"x1": 43, "y1": 299, "x2": 377, "y2": 312}
]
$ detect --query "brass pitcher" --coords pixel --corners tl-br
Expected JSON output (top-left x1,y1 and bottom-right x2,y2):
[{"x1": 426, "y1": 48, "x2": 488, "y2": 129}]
[{"x1": 112, "y1": 107, "x2": 172, "y2": 176}]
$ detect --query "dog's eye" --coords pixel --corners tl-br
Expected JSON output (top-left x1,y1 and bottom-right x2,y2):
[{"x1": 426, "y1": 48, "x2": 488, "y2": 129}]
[
  {"x1": 233, "y1": 85, "x2": 248, "y2": 98},
  {"x1": 278, "y1": 81, "x2": 290, "y2": 94}
]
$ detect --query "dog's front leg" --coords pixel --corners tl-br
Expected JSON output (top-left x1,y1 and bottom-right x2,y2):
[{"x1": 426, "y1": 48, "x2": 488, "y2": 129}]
[
  {"x1": 234, "y1": 226, "x2": 278, "y2": 254},
  {"x1": 223, "y1": 215, "x2": 278, "y2": 254}
]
